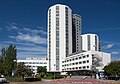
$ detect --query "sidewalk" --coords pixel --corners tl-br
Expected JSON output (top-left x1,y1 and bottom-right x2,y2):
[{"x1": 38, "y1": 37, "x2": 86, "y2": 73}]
[
  {"x1": 10, "y1": 78, "x2": 120, "y2": 84},
  {"x1": 44, "y1": 77, "x2": 120, "y2": 84},
  {"x1": 101, "y1": 79, "x2": 120, "y2": 84}
]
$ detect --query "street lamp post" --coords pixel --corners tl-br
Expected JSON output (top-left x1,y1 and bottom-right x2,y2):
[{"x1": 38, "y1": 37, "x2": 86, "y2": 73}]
[
  {"x1": 13, "y1": 59, "x2": 17, "y2": 76},
  {"x1": 13, "y1": 59, "x2": 17, "y2": 81},
  {"x1": 54, "y1": 64, "x2": 56, "y2": 79}
]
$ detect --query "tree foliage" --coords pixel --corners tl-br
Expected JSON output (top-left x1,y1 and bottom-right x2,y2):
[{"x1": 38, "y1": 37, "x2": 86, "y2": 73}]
[
  {"x1": 0, "y1": 44, "x2": 17, "y2": 76},
  {"x1": 37, "y1": 66, "x2": 47, "y2": 78},
  {"x1": 104, "y1": 60, "x2": 120, "y2": 76},
  {"x1": 16, "y1": 62, "x2": 32, "y2": 77}
]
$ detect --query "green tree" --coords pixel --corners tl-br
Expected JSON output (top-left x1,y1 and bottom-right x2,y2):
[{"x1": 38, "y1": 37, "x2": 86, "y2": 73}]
[
  {"x1": 16, "y1": 62, "x2": 33, "y2": 77},
  {"x1": 0, "y1": 44, "x2": 17, "y2": 76},
  {"x1": 37, "y1": 66, "x2": 47, "y2": 78},
  {"x1": 0, "y1": 47, "x2": 6, "y2": 74},
  {"x1": 5, "y1": 44, "x2": 17, "y2": 76},
  {"x1": 104, "y1": 60, "x2": 120, "y2": 76},
  {"x1": 0, "y1": 47, "x2": 6, "y2": 63}
]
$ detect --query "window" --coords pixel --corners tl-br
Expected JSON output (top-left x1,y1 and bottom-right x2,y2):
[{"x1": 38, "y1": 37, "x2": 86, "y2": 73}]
[
  {"x1": 40, "y1": 62, "x2": 43, "y2": 64},
  {"x1": 87, "y1": 35, "x2": 90, "y2": 51},
  {"x1": 36, "y1": 62, "x2": 39, "y2": 64},
  {"x1": 56, "y1": 6, "x2": 59, "y2": 9},
  {"x1": 95, "y1": 36, "x2": 97, "y2": 51},
  {"x1": 25, "y1": 62, "x2": 28, "y2": 64},
  {"x1": 79, "y1": 57, "x2": 81, "y2": 59},
  {"x1": 83, "y1": 56, "x2": 86, "y2": 58},
  {"x1": 83, "y1": 61, "x2": 86, "y2": 64},
  {"x1": 87, "y1": 55, "x2": 89, "y2": 57},
  {"x1": 29, "y1": 62, "x2": 32, "y2": 64},
  {"x1": 83, "y1": 66, "x2": 86, "y2": 69},
  {"x1": 44, "y1": 62, "x2": 47, "y2": 64},
  {"x1": 75, "y1": 58, "x2": 78, "y2": 60},
  {"x1": 72, "y1": 63, "x2": 75, "y2": 65},
  {"x1": 76, "y1": 62, "x2": 78, "y2": 65},
  {"x1": 77, "y1": 47, "x2": 78, "y2": 49},
  {"x1": 79, "y1": 62, "x2": 82, "y2": 64},
  {"x1": 87, "y1": 60, "x2": 89, "y2": 63}
]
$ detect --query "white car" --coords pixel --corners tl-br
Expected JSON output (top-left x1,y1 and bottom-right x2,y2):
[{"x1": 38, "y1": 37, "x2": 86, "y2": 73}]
[{"x1": 0, "y1": 77, "x2": 8, "y2": 83}]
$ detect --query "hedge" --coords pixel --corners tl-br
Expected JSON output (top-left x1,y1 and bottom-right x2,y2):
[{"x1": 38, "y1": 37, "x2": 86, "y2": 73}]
[{"x1": 24, "y1": 77, "x2": 41, "y2": 82}]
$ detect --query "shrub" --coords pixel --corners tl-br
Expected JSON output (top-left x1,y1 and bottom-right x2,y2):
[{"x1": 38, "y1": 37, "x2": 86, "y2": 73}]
[
  {"x1": 55, "y1": 74, "x2": 64, "y2": 79},
  {"x1": 44, "y1": 74, "x2": 64, "y2": 79},
  {"x1": 24, "y1": 77, "x2": 41, "y2": 82},
  {"x1": 6, "y1": 76, "x2": 24, "y2": 82}
]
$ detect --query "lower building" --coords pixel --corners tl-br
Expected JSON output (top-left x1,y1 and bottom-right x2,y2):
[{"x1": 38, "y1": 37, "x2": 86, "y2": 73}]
[
  {"x1": 17, "y1": 51, "x2": 111, "y2": 75},
  {"x1": 61, "y1": 51, "x2": 111, "y2": 75},
  {"x1": 17, "y1": 57, "x2": 48, "y2": 73}
]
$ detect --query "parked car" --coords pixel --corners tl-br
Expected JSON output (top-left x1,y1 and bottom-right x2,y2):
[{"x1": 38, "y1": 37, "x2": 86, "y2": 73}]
[{"x1": 0, "y1": 77, "x2": 9, "y2": 83}]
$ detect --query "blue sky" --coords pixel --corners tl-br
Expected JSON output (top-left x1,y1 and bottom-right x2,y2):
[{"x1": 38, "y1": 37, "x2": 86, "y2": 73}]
[{"x1": 0, "y1": 0, "x2": 120, "y2": 60}]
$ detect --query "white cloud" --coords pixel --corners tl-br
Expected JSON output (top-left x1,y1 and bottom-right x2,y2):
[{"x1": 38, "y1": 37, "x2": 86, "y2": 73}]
[
  {"x1": 17, "y1": 52, "x2": 47, "y2": 59},
  {"x1": 17, "y1": 46, "x2": 47, "y2": 52},
  {"x1": 17, "y1": 46, "x2": 47, "y2": 59},
  {"x1": 9, "y1": 30, "x2": 47, "y2": 44},
  {"x1": 18, "y1": 51, "x2": 46, "y2": 55},
  {"x1": 7, "y1": 23, "x2": 47, "y2": 44},
  {"x1": 6, "y1": 23, "x2": 19, "y2": 30},
  {"x1": 111, "y1": 52, "x2": 119, "y2": 54},
  {"x1": 3, "y1": 22, "x2": 48, "y2": 59},
  {"x1": 15, "y1": 33, "x2": 46, "y2": 44},
  {"x1": 23, "y1": 28, "x2": 47, "y2": 35},
  {"x1": 17, "y1": 53, "x2": 47, "y2": 59},
  {"x1": 105, "y1": 44, "x2": 114, "y2": 49},
  {"x1": 3, "y1": 41, "x2": 39, "y2": 47},
  {"x1": 6, "y1": 23, "x2": 47, "y2": 35},
  {"x1": 2, "y1": 41, "x2": 47, "y2": 60},
  {"x1": 9, "y1": 36, "x2": 16, "y2": 39}
]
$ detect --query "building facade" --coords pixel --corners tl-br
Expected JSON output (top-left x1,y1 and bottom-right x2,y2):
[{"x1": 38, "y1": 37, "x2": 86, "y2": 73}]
[
  {"x1": 72, "y1": 14, "x2": 82, "y2": 53},
  {"x1": 47, "y1": 4, "x2": 73, "y2": 72},
  {"x1": 17, "y1": 58, "x2": 48, "y2": 73},
  {"x1": 81, "y1": 34, "x2": 99, "y2": 51},
  {"x1": 62, "y1": 51, "x2": 111, "y2": 73},
  {"x1": 17, "y1": 4, "x2": 111, "y2": 75}
]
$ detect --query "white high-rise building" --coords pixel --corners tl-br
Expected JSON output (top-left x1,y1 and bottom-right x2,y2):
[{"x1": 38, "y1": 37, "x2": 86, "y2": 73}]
[
  {"x1": 47, "y1": 4, "x2": 72, "y2": 72},
  {"x1": 47, "y1": 4, "x2": 110, "y2": 74},
  {"x1": 72, "y1": 14, "x2": 82, "y2": 53},
  {"x1": 81, "y1": 34, "x2": 99, "y2": 51}
]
